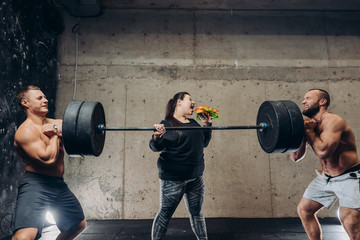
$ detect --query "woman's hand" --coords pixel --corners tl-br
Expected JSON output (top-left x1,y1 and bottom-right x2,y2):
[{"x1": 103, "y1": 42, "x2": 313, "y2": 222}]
[
  {"x1": 153, "y1": 124, "x2": 166, "y2": 139},
  {"x1": 198, "y1": 113, "x2": 213, "y2": 126}
]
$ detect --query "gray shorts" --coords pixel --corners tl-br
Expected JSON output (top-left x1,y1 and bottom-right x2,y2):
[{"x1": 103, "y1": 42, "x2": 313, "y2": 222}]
[
  {"x1": 13, "y1": 172, "x2": 85, "y2": 239},
  {"x1": 304, "y1": 168, "x2": 360, "y2": 210}
]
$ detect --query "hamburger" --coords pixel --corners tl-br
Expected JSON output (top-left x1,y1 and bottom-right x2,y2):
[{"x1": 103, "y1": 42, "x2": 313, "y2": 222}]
[{"x1": 195, "y1": 105, "x2": 220, "y2": 120}]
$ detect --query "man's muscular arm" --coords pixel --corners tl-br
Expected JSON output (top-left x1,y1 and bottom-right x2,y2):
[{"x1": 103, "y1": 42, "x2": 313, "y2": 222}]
[
  {"x1": 305, "y1": 116, "x2": 344, "y2": 159},
  {"x1": 14, "y1": 125, "x2": 60, "y2": 167},
  {"x1": 290, "y1": 136, "x2": 307, "y2": 162}
]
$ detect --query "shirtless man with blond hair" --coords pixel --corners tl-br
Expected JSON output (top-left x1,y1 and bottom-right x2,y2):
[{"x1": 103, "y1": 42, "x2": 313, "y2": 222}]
[
  {"x1": 12, "y1": 85, "x2": 86, "y2": 240},
  {"x1": 291, "y1": 89, "x2": 360, "y2": 240}
]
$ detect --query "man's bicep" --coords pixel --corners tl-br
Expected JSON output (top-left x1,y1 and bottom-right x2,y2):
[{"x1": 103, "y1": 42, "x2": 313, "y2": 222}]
[
  {"x1": 17, "y1": 134, "x2": 48, "y2": 161},
  {"x1": 319, "y1": 122, "x2": 343, "y2": 152}
]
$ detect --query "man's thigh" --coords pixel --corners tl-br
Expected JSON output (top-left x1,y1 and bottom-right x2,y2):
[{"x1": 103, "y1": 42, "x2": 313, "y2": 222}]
[
  {"x1": 51, "y1": 187, "x2": 85, "y2": 233},
  {"x1": 304, "y1": 176, "x2": 337, "y2": 208},
  {"x1": 333, "y1": 176, "x2": 360, "y2": 209}
]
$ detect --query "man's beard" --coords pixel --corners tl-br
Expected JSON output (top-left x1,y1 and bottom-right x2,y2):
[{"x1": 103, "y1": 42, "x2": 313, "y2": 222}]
[{"x1": 302, "y1": 105, "x2": 320, "y2": 118}]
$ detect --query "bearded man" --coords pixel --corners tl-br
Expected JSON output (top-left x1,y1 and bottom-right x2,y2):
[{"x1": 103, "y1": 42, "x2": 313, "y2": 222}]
[{"x1": 290, "y1": 89, "x2": 360, "y2": 240}]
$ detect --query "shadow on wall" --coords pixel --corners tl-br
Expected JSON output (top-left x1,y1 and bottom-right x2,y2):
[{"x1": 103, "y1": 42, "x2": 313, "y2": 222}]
[{"x1": 0, "y1": 0, "x2": 60, "y2": 238}]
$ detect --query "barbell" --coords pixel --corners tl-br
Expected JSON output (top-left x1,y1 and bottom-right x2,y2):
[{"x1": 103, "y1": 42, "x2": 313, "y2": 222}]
[{"x1": 62, "y1": 100, "x2": 304, "y2": 157}]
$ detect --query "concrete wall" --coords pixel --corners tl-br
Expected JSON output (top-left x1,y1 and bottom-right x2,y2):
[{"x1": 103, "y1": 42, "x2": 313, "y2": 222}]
[{"x1": 56, "y1": 9, "x2": 360, "y2": 220}]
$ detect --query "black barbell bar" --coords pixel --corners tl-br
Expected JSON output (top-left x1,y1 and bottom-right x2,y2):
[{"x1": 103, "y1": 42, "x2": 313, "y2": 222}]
[
  {"x1": 62, "y1": 100, "x2": 304, "y2": 157},
  {"x1": 97, "y1": 123, "x2": 267, "y2": 132}
]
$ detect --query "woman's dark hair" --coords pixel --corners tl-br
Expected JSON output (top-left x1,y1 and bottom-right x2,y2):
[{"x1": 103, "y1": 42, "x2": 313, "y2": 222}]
[{"x1": 165, "y1": 92, "x2": 190, "y2": 127}]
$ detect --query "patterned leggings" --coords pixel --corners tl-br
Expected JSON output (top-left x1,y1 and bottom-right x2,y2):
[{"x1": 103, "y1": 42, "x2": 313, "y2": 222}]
[{"x1": 151, "y1": 176, "x2": 208, "y2": 240}]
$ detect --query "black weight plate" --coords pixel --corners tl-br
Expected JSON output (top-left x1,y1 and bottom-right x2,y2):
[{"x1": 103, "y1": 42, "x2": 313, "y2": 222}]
[
  {"x1": 280, "y1": 100, "x2": 304, "y2": 152},
  {"x1": 256, "y1": 101, "x2": 292, "y2": 153},
  {"x1": 77, "y1": 101, "x2": 106, "y2": 156},
  {"x1": 62, "y1": 101, "x2": 84, "y2": 156}
]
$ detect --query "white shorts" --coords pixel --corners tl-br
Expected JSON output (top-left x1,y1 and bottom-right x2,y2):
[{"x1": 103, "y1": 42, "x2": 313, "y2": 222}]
[{"x1": 304, "y1": 168, "x2": 360, "y2": 210}]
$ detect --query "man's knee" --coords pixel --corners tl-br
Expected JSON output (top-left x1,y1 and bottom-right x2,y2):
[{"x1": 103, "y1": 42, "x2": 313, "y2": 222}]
[
  {"x1": 79, "y1": 219, "x2": 87, "y2": 231},
  {"x1": 297, "y1": 198, "x2": 323, "y2": 219},
  {"x1": 297, "y1": 202, "x2": 309, "y2": 216},
  {"x1": 12, "y1": 234, "x2": 33, "y2": 240},
  {"x1": 297, "y1": 202, "x2": 317, "y2": 220},
  {"x1": 342, "y1": 218, "x2": 357, "y2": 232},
  {"x1": 73, "y1": 219, "x2": 87, "y2": 233},
  {"x1": 12, "y1": 228, "x2": 37, "y2": 240},
  {"x1": 66, "y1": 219, "x2": 87, "y2": 235},
  {"x1": 340, "y1": 211, "x2": 360, "y2": 236}
]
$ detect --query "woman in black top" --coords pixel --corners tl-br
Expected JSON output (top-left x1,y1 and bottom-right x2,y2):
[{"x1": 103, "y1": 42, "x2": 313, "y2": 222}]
[{"x1": 149, "y1": 92, "x2": 212, "y2": 240}]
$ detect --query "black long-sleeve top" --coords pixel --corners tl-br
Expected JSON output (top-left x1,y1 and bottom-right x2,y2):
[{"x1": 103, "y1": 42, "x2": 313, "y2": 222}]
[{"x1": 149, "y1": 119, "x2": 212, "y2": 181}]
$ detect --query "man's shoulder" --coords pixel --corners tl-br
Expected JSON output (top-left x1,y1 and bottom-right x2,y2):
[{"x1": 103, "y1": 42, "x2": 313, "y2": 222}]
[
  {"x1": 327, "y1": 112, "x2": 345, "y2": 122},
  {"x1": 16, "y1": 120, "x2": 33, "y2": 133},
  {"x1": 15, "y1": 121, "x2": 38, "y2": 142},
  {"x1": 323, "y1": 112, "x2": 347, "y2": 130}
]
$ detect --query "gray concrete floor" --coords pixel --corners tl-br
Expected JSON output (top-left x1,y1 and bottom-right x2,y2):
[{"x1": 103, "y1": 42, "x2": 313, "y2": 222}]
[{"x1": 36, "y1": 217, "x2": 348, "y2": 240}]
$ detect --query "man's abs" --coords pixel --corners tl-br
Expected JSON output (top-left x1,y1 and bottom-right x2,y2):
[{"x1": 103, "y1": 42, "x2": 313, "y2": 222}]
[
  {"x1": 24, "y1": 152, "x2": 65, "y2": 177},
  {"x1": 320, "y1": 149, "x2": 360, "y2": 177},
  {"x1": 25, "y1": 163, "x2": 64, "y2": 177}
]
